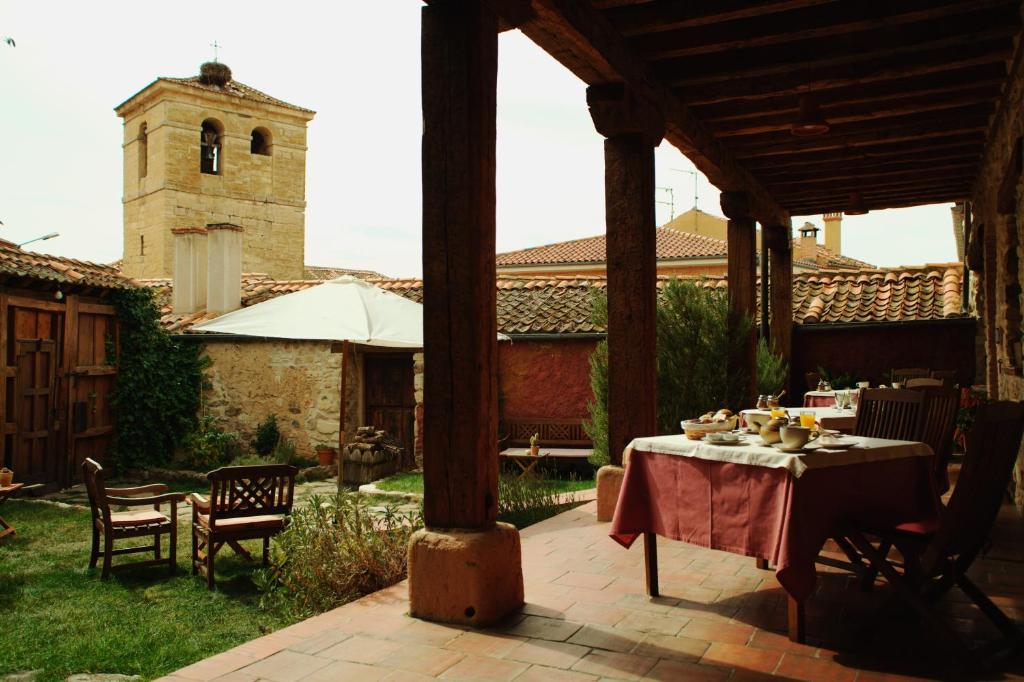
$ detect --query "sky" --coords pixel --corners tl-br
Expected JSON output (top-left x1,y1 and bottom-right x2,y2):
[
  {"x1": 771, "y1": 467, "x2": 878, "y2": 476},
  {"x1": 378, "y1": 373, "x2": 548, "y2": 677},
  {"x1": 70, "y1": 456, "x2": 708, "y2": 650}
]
[{"x1": 1, "y1": 2, "x2": 959, "y2": 278}]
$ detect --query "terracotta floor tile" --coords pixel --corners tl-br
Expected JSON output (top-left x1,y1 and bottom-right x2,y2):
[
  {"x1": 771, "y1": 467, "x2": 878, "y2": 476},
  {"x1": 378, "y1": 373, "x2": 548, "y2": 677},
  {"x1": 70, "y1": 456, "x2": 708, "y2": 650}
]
[
  {"x1": 679, "y1": 619, "x2": 753, "y2": 645},
  {"x1": 614, "y1": 593, "x2": 680, "y2": 613},
  {"x1": 775, "y1": 653, "x2": 858, "y2": 682},
  {"x1": 554, "y1": 572, "x2": 616, "y2": 590},
  {"x1": 567, "y1": 624, "x2": 643, "y2": 653},
  {"x1": 700, "y1": 642, "x2": 782, "y2": 675},
  {"x1": 746, "y1": 628, "x2": 820, "y2": 656},
  {"x1": 299, "y1": 660, "x2": 389, "y2": 682},
  {"x1": 565, "y1": 601, "x2": 630, "y2": 626},
  {"x1": 444, "y1": 631, "x2": 525, "y2": 658},
  {"x1": 380, "y1": 671, "x2": 436, "y2": 682},
  {"x1": 320, "y1": 635, "x2": 403, "y2": 664},
  {"x1": 378, "y1": 642, "x2": 465, "y2": 677},
  {"x1": 521, "y1": 601, "x2": 575, "y2": 619},
  {"x1": 286, "y1": 629, "x2": 352, "y2": 655},
  {"x1": 515, "y1": 665, "x2": 598, "y2": 681},
  {"x1": 571, "y1": 650, "x2": 658, "y2": 680},
  {"x1": 438, "y1": 654, "x2": 529, "y2": 680},
  {"x1": 631, "y1": 633, "x2": 709, "y2": 662},
  {"x1": 388, "y1": 619, "x2": 465, "y2": 647},
  {"x1": 614, "y1": 611, "x2": 687, "y2": 636},
  {"x1": 502, "y1": 615, "x2": 583, "y2": 642},
  {"x1": 235, "y1": 651, "x2": 331, "y2": 682},
  {"x1": 505, "y1": 639, "x2": 590, "y2": 669},
  {"x1": 641, "y1": 658, "x2": 732, "y2": 681}
]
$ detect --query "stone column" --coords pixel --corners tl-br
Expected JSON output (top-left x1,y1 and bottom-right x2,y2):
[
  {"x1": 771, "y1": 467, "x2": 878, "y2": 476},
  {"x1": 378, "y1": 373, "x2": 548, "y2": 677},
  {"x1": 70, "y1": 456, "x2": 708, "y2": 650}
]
[
  {"x1": 408, "y1": 0, "x2": 524, "y2": 627},
  {"x1": 586, "y1": 84, "x2": 664, "y2": 522},
  {"x1": 722, "y1": 192, "x2": 758, "y2": 409}
]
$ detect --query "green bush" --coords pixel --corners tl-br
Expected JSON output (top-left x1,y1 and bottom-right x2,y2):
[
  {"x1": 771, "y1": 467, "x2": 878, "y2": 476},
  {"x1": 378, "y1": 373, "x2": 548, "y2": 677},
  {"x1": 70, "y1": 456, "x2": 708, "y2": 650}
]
[
  {"x1": 272, "y1": 437, "x2": 316, "y2": 468},
  {"x1": 757, "y1": 338, "x2": 789, "y2": 397},
  {"x1": 585, "y1": 280, "x2": 753, "y2": 466},
  {"x1": 177, "y1": 415, "x2": 243, "y2": 471},
  {"x1": 497, "y1": 474, "x2": 571, "y2": 528},
  {"x1": 110, "y1": 288, "x2": 208, "y2": 468},
  {"x1": 255, "y1": 492, "x2": 422, "y2": 618},
  {"x1": 252, "y1": 415, "x2": 281, "y2": 456}
]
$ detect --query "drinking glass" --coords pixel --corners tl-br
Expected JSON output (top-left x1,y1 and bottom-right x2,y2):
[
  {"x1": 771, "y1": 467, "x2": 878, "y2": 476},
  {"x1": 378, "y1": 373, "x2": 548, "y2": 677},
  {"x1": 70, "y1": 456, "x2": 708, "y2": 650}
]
[
  {"x1": 770, "y1": 408, "x2": 787, "y2": 419},
  {"x1": 800, "y1": 410, "x2": 816, "y2": 428}
]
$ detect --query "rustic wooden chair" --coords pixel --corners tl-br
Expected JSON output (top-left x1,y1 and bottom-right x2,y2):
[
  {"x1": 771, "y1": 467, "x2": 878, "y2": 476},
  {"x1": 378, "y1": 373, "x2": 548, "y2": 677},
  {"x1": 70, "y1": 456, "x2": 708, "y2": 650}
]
[
  {"x1": 912, "y1": 385, "x2": 961, "y2": 494},
  {"x1": 842, "y1": 401, "x2": 1024, "y2": 666},
  {"x1": 81, "y1": 458, "x2": 185, "y2": 579},
  {"x1": 853, "y1": 388, "x2": 927, "y2": 441},
  {"x1": 189, "y1": 464, "x2": 297, "y2": 589},
  {"x1": 905, "y1": 377, "x2": 943, "y2": 388},
  {"x1": 930, "y1": 369, "x2": 958, "y2": 385},
  {"x1": 892, "y1": 367, "x2": 931, "y2": 383}
]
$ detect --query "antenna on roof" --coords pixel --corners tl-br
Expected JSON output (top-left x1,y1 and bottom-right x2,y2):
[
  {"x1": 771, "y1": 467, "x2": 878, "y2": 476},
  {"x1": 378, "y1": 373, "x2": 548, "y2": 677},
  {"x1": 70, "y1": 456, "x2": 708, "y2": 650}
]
[
  {"x1": 672, "y1": 168, "x2": 699, "y2": 211},
  {"x1": 656, "y1": 187, "x2": 675, "y2": 221},
  {"x1": 210, "y1": 40, "x2": 221, "y2": 63}
]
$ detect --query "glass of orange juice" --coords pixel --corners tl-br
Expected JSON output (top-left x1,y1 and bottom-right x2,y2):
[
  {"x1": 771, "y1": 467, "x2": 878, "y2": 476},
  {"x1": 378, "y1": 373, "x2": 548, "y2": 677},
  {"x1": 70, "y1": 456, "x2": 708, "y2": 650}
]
[
  {"x1": 770, "y1": 408, "x2": 787, "y2": 419},
  {"x1": 800, "y1": 410, "x2": 816, "y2": 428}
]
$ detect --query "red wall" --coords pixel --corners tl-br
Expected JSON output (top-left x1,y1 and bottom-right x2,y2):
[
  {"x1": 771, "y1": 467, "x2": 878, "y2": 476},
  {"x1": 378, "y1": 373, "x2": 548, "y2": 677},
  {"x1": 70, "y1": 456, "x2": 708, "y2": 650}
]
[{"x1": 499, "y1": 339, "x2": 598, "y2": 421}]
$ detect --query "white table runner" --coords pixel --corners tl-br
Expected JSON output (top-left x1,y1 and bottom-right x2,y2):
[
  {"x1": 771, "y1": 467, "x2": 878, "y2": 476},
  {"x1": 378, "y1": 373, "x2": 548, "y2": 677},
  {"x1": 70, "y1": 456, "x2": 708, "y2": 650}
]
[{"x1": 625, "y1": 433, "x2": 932, "y2": 478}]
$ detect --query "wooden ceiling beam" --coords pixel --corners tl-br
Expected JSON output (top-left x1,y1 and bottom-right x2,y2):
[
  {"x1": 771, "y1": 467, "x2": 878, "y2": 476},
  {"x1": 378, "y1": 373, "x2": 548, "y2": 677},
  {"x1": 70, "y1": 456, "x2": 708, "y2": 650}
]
[
  {"x1": 743, "y1": 136, "x2": 985, "y2": 170},
  {"x1": 784, "y1": 182, "x2": 970, "y2": 207},
  {"x1": 599, "y1": 0, "x2": 832, "y2": 34},
  {"x1": 788, "y1": 189, "x2": 970, "y2": 215},
  {"x1": 709, "y1": 87, "x2": 999, "y2": 138},
  {"x1": 631, "y1": 0, "x2": 1010, "y2": 60},
  {"x1": 670, "y1": 39, "x2": 1013, "y2": 104},
  {"x1": 775, "y1": 175, "x2": 976, "y2": 202},
  {"x1": 517, "y1": 0, "x2": 789, "y2": 224},
  {"x1": 755, "y1": 157, "x2": 981, "y2": 185},
  {"x1": 764, "y1": 162, "x2": 979, "y2": 189}
]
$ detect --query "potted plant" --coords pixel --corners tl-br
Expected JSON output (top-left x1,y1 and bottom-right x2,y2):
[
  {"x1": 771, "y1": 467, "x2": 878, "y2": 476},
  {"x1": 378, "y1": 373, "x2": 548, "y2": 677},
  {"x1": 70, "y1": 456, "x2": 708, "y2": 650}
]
[
  {"x1": 529, "y1": 433, "x2": 540, "y2": 457},
  {"x1": 0, "y1": 467, "x2": 12, "y2": 487},
  {"x1": 315, "y1": 444, "x2": 337, "y2": 467}
]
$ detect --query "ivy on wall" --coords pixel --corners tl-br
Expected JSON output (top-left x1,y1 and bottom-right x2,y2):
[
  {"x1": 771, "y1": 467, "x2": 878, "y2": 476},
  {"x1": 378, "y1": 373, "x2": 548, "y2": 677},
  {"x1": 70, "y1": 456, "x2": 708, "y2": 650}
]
[{"x1": 109, "y1": 288, "x2": 208, "y2": 468}]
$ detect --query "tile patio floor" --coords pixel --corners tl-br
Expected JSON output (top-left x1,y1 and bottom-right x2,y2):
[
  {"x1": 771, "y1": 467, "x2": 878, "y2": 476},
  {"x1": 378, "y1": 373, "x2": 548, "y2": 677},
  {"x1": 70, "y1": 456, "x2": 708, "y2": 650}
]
[{"x1": 156, "y1": 491, "x2": 1024, "y2": 682}]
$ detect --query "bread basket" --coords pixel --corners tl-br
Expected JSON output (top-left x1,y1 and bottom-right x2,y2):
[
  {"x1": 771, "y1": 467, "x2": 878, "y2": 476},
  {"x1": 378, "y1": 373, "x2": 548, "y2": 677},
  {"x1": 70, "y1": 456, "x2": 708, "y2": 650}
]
[{"x1": 681, "y1": 416, "x2": 738, "y2": 440}]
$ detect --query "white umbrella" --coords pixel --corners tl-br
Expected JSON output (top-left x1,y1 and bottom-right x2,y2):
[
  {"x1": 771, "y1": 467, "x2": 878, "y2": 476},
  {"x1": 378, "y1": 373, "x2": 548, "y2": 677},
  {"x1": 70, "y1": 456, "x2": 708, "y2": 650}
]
[{"x1": 194, "y1": 275, "x2": 423, "y2": 486}]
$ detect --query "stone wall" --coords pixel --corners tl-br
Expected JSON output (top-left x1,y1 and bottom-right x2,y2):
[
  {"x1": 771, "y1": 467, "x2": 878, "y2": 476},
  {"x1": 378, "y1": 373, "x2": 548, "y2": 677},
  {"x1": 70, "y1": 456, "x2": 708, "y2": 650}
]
[{"x1": 968, "y1": 45, "x2": 1024, "y2": 510}]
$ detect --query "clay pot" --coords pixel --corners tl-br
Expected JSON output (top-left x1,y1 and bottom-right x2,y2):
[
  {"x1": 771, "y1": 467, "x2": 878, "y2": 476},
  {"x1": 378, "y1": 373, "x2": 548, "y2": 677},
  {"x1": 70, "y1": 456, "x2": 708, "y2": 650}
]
[
  {"x1": 316, "y1": 447, "x2": 336, "y2": 467},
  {"x1": 0, "y1": 468, "x2": 12, "y2": 487},
  {"x1": 529, "y1": 445, "x2": 540, "y2": 456}
]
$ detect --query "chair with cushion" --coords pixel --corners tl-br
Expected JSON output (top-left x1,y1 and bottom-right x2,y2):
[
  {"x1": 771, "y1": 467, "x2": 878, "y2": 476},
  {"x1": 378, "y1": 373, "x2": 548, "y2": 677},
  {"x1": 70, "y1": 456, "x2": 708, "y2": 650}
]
[
  {"x1": 911, "y1": 385, "x2": 961, "y2": 494},
  {"x1": 842, "y1": 401, "x2": 1024, "y2": 665},
  {"x1": 853, "y1": 388, "x2": 927, "y2": 441},
  {"x1": 189, "y1": 464, "x2": 297, "y2": 589},
  {"x1": 81, "y1": 458, "x2": 185, "y2": 579}
]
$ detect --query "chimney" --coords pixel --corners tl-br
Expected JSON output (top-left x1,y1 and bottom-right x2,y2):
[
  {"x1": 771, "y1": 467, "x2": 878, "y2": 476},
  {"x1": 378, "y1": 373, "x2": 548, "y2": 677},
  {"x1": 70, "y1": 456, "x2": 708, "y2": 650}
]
[
  {"x1": 823, "y1": 212, "x2": 842, "y2": 254},
  {"x1": 797, "y1": 222, "x2": 819, "y2": 263},
  {"x1": 951, "y1": 202, "x2": 966, "y2": 261},
  {"x1": 171, "y1": 228, "x2": 207, "y2": 314},
  {"x1": 206, "y1": 223, "x2": 244, "y2": 314}
]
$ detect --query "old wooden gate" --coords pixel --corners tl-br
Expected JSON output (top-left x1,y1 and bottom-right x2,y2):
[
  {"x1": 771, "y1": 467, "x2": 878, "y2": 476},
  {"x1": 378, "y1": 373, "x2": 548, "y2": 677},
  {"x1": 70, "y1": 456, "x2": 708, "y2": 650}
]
[
  {"x1": 363, "y1": 353, "x2": 416, "y2": 460},
  {"x1": 65, "y1": 301, "x2": 117, "y2": 482}
]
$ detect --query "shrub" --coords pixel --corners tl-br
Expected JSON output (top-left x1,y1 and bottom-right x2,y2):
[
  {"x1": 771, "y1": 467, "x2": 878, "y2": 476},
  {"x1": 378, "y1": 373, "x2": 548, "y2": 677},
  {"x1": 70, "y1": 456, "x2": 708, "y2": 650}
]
[
  {"x1": 255, "y1": 492, "x2": 422, "y2": 618},
  {"x1": 585, "y1": 280, "x2": 753, "y2": 466},
  {"x1": 498, "y1": 474, "x2": 573, "y2": 528},
  {"x1": 272, "y1": 437, "x2": 316, "y2": 468},
  {"x1": 177, "y1": 415, "x2": 243, "y2": 471},
  {"x1": 109, "y1": 288, "x2": 207, "y2": 468},
  {"x1": 757, "y1": 338, "x2": 789, "y2": 397},
  {"x1": 252, "y1": 415, "x2": 281, "y2": 456}
]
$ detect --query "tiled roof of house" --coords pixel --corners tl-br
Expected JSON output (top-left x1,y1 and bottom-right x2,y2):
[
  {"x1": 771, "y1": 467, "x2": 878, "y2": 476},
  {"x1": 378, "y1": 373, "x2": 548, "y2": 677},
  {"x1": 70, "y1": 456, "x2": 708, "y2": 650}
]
[
  {"x1": 0, "y1": 244, "x2": 135, "y2": 291},
  {"x1": 811, "y1": 246, "x2": 875, "y2": 271},
  {"x1": 304, "y1": 265, "x2": 387, "y2": 281},
  {"x1": 151, "y1": 265, "x2": 964, "y2": 335},
  {"x1": 162, "y1": 75, "x2": 315, "y2": 113}
]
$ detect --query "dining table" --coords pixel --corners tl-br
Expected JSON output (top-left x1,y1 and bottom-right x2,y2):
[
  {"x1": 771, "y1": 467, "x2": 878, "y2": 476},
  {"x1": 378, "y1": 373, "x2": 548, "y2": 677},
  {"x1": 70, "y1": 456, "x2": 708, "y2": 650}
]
[
  {"x1": 609, "y1": 432, "x2": 938, "y2": 642},
  {"x1": 739, "y1": 406, "x2": 857, "y2": 433},
  {"x1": 803, "y1": 389, "x2": 860, "y2": 407},
  {"x1": 0, "y1": 483, "x2": 24, "y2": 542}
]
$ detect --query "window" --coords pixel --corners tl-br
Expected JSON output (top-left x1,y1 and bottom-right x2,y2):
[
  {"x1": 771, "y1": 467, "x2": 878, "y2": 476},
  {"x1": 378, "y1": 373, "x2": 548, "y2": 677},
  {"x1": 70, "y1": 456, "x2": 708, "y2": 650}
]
[
  {"x1": 140, "y1": 235, "x2": 145, "y2": 256},
  {"x1": 250, "y1": 127, "x2": 272, "y2": 156},
  {"x1": 200, "y1": 119, "x2": 223, "y2": 175},
  {"x1": 137, "y1": 122, "x2": 148, "y2": 178}
]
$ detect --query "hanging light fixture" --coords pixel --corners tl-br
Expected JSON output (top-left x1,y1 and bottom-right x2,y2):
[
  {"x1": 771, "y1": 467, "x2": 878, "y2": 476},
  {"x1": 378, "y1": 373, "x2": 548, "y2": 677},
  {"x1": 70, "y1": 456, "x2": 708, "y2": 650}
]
[
  {"x1": 845, "y1": 191, "x2": 868, "y2": 215},
  {"x1": 790, "y1": 95, "x2": 830, "y2": 136}
]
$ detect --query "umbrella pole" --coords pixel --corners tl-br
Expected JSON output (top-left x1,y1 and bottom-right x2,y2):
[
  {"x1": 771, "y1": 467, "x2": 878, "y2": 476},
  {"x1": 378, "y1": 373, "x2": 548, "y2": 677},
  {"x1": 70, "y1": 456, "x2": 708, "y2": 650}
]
[{"x1": 337, "y1": 339, "x2": 349, "y2": 490}]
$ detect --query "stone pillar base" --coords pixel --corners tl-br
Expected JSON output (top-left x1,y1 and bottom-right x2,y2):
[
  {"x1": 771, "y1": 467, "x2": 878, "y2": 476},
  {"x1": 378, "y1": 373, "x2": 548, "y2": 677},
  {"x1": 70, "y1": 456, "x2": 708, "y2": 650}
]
[
  {"x1": 596, "y1": 464, "x2": 625, "y2": 522},
  {"x1": 408, "y1": 522, "x2": 524, "y2": 627}
]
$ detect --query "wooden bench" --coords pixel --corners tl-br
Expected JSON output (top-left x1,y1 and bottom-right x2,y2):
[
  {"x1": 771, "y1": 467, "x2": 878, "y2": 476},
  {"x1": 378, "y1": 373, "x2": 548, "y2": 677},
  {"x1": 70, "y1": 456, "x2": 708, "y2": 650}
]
[{"x1": 500, "y1": 419, "x2": 593, "y2": 474}]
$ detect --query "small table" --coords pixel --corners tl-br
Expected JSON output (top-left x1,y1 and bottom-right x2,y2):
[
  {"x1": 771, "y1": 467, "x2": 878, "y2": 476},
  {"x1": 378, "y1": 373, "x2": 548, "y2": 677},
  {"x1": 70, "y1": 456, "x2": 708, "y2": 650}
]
[
  {"x1": 803, "y1": 389, "x2": 860, "y2": 407},
  {"x1": 499, "y1": 449, "x2": 549, "y2": 478},
  {"x1": 0, "y1": 483, "x2": 25, "y2": 541}
]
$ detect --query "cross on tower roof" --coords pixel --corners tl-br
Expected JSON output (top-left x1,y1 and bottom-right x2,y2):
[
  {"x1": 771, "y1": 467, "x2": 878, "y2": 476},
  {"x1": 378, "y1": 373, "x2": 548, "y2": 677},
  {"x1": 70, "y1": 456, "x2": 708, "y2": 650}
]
[{"x1": 210, "y1": 40, "x2": 221, "y2": 63}]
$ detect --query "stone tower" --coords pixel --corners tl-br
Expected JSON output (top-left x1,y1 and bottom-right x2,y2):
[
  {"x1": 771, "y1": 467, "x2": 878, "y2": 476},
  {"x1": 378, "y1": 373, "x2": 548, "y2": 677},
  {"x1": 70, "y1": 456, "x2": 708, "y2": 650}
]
[{"x1": 115, "y1": 62, "x2": 315, "y2": 280}]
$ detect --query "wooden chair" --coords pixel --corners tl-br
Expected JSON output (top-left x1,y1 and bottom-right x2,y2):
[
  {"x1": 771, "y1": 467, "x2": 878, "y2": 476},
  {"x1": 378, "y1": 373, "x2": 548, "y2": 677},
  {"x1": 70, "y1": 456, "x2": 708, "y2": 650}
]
[
  {"x1": 81, "y1": 458, "x2": 185, "y2": 579},
  {"x1": 842, "y1": 401, "x2": 1024, "y2": 666},
  {"x1": 892, "y1": 367, "x2": 931, "y2": 383},
  {"x1": 853, "y1": 388, "x2": 927, "y2": 441},
  {"x1": 905, "y1": 377, "x2": 943, "y2": 388},
  {"x1": 912, "y1": 385, "x2": 961, "y2": 494},
  {"x1": 930, "y1": 369, "x2": 958, "y2": 385},
  {"x1": 189, "y1": 464, "x2": 297, "y2": 589}
]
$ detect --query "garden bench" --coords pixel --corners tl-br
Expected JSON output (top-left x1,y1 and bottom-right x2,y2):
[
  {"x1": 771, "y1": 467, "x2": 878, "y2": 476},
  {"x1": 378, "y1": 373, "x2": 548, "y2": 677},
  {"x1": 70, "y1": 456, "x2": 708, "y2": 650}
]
[{"x1": 189, "y1": 464, "x2": 297, "y2": 590}]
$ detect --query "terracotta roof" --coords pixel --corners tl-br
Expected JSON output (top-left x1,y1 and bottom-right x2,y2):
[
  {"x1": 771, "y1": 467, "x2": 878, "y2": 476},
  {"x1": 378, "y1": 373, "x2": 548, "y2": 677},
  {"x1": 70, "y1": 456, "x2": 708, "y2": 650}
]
[
  {"x1": 151, "y1": 264, "x2": 964, "y2": 335},
  {"x1": 303, "y1": 265, "x2": 387, "y2": 281},
  {"x1": 812, "y1": 246, "x2": 875, "y2": 271},
  {"x1": 0, "y1": 244, "x2": 135, "y2": 291},
  {"x1": 496, "y1": 227, "x2": 728, "y2": 266},
  {"x1": 117, "y1": 73, "x2": 314, "y2": 115}
]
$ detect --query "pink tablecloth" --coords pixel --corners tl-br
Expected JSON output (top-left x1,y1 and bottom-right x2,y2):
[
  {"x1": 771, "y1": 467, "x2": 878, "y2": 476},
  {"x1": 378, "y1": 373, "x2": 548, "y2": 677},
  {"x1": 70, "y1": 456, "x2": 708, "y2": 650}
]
[
  {"x1": 609, "y1": 450, "x2": 938, "y2": 602},
  {"x1": 804, "y1": 394, "x2": 837, "y2": 407}
]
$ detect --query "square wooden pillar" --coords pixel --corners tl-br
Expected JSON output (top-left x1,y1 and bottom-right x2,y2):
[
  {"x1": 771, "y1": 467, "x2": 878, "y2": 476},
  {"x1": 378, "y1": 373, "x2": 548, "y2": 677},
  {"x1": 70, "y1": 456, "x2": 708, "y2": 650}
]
[
  {"x1": 410, "y1": 0, "x2": 523, "y2": 627},
  {"x1": 765, "y1": 223, "x2": 793, "y2": 367},
  {"x1": 587, "y1": 84, "x2": 663, "y2": 520},
  {"x1": 722, "y1": 192, "x2": 757, "y2": 409}
]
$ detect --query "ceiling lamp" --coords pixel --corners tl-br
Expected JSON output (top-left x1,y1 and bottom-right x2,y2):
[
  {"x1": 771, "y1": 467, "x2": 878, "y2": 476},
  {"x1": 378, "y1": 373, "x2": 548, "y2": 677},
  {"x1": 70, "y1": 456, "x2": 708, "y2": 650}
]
[
  {"x1": 845, "y1": 192, "x2": 868, "y2": 215},
  {"x1": 790, "y1": 95, "x2": 830, "y2": 136}
]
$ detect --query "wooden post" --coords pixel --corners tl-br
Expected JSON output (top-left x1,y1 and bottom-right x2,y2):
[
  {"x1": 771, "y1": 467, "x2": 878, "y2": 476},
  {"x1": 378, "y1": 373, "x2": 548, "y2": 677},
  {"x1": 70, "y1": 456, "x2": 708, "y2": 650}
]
[
  {"x1": 765, "y1": 223, "x2": 793, "y2": 368},
  {"x1": 722, "y1": 192, "x2": 758, "y2": 409},
  {"x1": 587, "y1": 84, "x2": 663, "y2": 468},
  {"x1": 420, "y1": 0, "x2": 499, "y2": 530},
  {"x1": 336, "y1": 339, "x2": 349, "y2": 489},
  {"x1": 759, "y1": 228, "x2": 770, "y2": 343}
]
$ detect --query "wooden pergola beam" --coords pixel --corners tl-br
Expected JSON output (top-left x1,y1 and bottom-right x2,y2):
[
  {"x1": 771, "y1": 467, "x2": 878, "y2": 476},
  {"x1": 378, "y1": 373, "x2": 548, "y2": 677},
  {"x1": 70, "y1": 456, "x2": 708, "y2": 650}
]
[
  {"x1": 743, "y1": 136, "x2": 985, "y2": 170},
  {"x1": 789, "y1": 189, "x2": 971, "y2": 216},
  {"x1": 752, "y1": 149, "x2": 982, "y2": 178},
  {"x1": 599, "y1": 0, "x2": 831, "y2": 35},
  {"x1": 517, "y1": 0, "x2": 789, "y2": 225}
]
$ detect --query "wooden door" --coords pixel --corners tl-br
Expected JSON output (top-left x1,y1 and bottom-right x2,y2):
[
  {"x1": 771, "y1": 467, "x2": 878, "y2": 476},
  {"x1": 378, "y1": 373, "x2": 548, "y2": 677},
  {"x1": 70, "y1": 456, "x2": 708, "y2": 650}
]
[
  {"x1": 363, "y1": 354, "x2": 416, "y2": 462},
  {"x1": 66, "y1": 302, "x2": 117, "y2": 482}
]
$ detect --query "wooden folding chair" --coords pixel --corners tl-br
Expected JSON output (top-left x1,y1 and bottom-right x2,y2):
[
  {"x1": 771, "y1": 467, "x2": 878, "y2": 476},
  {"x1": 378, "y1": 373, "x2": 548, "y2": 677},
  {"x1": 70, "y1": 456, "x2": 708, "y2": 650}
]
[
  {"x1": 912, "y1": 385, "x2": 960, "y2": 494},
  {"x1": 82, "y1": 458, "x2": 185, "y2": 579},
  {"x1": 853, "y1": 388, "x2": 927, "y2": 441},
  {"x1": 892, "y1": 367, "x2": 931, "y2": 383},
  {"x1": 843, "y1": 401, "x2": 1024, "y2": 667},
  {"x1": 905, "y1": 377, "x2": 943, "y2": 388},
  {"x1": 190, "y1": 464, "x2": 297, "y2": 589}
]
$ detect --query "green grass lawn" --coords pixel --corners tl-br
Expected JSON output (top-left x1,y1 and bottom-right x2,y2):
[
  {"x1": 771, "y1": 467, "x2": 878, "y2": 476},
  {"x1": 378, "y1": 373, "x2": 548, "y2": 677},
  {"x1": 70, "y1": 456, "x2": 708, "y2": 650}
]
[
  {"x1": 0, "y1": 500, "x2": 296, "y2": 682},
  {"x1": 375, "y1": 470, "x2": 596, "y2": 495}
]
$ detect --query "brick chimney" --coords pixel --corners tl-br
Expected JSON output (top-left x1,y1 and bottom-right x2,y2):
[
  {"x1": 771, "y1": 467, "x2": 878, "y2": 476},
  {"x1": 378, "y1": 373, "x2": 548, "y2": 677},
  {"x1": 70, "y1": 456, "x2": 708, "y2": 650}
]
[
  {"x1": 797, "y1": 222, "x2": 819, "y2": 263},
  {"x1": 171, "y1": 228, "x2": 207, "y2": 314},
  {"x1": 206, "y1": 223, "x2": 244, "y2": 314},
  {"x1": 823, "y1": 212, "x2": 842, "y2": 254}
]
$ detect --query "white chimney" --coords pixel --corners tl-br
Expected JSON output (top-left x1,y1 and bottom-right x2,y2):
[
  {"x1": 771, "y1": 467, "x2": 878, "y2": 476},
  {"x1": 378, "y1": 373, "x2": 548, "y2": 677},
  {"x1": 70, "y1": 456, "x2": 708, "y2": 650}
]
[
  {"x1": 823, "y1": 212, "x2": 842, "y2": 254},
  {"x1": 206, "y1": 223, "x2": 244, "y2": 314},
  {"x1": 171, "y1": 228, "x2": 207, "y2": 314},
  {"x1": 797, "y1": 222, "x2": 819, "y2": 263}
]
